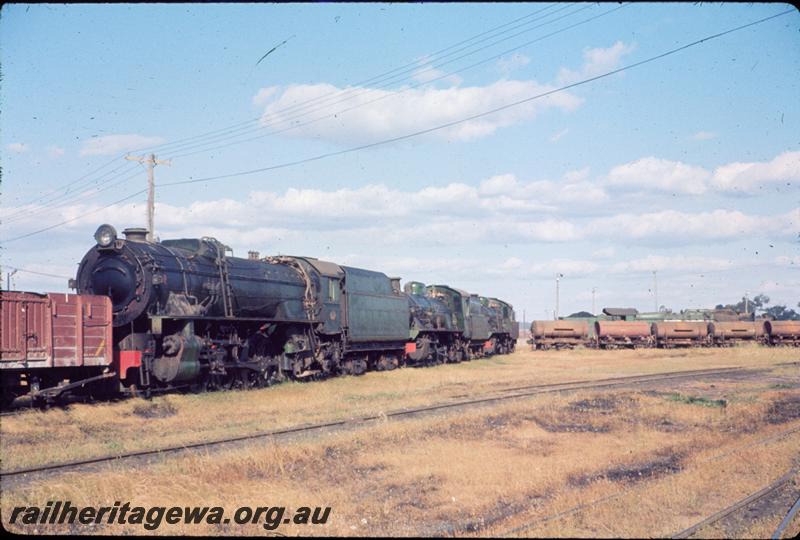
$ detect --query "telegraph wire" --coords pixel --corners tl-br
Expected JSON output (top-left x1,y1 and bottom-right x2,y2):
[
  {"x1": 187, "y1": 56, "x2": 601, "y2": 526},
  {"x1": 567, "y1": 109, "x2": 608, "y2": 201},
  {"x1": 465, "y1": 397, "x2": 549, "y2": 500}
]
[
  {"x1": 3, "y1": 8, "x2": 791, "y2": 243},
  {"x1": 5, "y1": 155, "x2": 134, "y2": 211},
  {"x1": 128, "y1": 3, "x2": 566, "y2": 156},
  {"x1": 232, "y1": 4, "x2": 578, "y2": 126},
  {"x1": 2, "y1": 266, "x2": 72, "y2": 280},
  {"x1": 2, "y1": 2, "x2": 597, "y2": 221},
  {"x1": 138, "y1": 3, "x2": 584, "y2": 158},
  {"x1": 2, "y1": 162, "x2": 142, "y2": 223},
  {"x1": 166, "y1": 3, "x2": 618, "y2": 160},
  {"x1": 163, "y1": 3, "x2": 593, "y2": 159},
  {"x1": 0, "y1": 3, "x2": 575, "y2": 214},
  {"x1": 3, "y1": 189, "x2": 148, "y2": 244},
  {"x1": 160, "y1": 9, "x2": 794, "y2": 188}
]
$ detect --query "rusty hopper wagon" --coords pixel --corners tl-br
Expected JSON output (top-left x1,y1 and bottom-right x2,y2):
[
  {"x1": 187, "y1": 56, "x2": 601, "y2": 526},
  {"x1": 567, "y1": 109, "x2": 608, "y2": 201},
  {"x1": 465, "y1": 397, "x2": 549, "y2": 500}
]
[
  {"x1": 708, "y1": 321, "x2": 766, "y2": 346},
  {"x1": 765, "y1": 320, "x2": 800, "y2": 346},
  {"x1": 594, "y1": 321, "x2": 653, "y2": 349},
  {"x1": 651, "y1": 321, "x2": 709, "y2": 348},
  {"x1": 528, "y1": 320, "x2": 589, "y2": 350}
]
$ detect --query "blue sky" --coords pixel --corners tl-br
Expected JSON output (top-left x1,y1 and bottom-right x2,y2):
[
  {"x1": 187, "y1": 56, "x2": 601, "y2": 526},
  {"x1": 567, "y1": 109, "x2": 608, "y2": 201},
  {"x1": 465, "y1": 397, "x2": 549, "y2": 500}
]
[{"x1": 2, "y1": 2, "x2": 799, "y2": 320}]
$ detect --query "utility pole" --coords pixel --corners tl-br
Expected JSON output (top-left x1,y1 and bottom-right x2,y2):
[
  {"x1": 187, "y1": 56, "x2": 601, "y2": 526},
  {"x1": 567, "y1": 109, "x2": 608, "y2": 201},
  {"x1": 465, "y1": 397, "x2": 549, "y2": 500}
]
[
  {"x1": 6, "y1": 269, "x2": 18, "y2": 291},
  {"x1": 125, "y1": 153, "x2": 171, "y2": 241},
  {"x1": 653, "y1": 270, "x2": 658, "y2": 312},
  {"x1": 555, "y1": 273, "x2": 564, "y2": 320},
  {"x1": 592, "y1": 287, "x2": 596, "y2": 315}
]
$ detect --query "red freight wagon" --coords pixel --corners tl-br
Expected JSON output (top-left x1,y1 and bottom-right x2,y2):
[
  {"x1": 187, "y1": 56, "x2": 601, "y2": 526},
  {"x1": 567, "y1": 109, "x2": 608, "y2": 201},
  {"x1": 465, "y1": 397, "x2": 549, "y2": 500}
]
[{"x1": 1, "y1": 291, "x2": 114, "y2": 406}]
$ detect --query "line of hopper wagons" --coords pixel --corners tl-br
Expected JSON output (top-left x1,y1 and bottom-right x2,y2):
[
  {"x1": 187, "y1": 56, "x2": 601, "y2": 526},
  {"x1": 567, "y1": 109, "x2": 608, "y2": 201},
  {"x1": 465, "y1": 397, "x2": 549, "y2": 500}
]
[{"x1": 528, "y1": 310, "x2": 800, "y2": 350}]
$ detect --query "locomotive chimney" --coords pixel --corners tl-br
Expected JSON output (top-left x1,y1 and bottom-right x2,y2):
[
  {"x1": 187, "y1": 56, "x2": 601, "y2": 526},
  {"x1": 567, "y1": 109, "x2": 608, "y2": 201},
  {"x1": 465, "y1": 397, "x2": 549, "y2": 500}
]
[{"x1": 122, "y1": 228, "x2": 149, "y2": 242}]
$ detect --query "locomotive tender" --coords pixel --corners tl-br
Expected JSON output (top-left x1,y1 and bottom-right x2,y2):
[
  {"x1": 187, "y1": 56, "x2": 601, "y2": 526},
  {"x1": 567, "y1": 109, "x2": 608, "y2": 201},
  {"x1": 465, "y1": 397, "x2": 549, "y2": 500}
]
[{"x1": 0, "y1": 225, "x2": 518, "y2": 405}]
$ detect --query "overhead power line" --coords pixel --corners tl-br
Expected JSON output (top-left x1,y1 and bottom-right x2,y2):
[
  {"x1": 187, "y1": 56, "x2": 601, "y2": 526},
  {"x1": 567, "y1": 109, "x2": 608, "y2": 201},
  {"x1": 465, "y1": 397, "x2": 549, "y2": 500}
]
[
  {"x1": 3, "y1": 189, "x2": 148, "y2": 244},
  {"x1": 2, "y1": 266, "x2": 72, "y2": 280},
  {"x1": 129, "y1": 3, "x2": 567, "y2": 156},
  {"x1": 164, "y1": 3, "x2": 618, "y2": 161},
  {"x1": 2, "y1": 3, "x2": 582, "y2": 216},
  {"x1": 158, "y1": 9, "x2": 793, "y2": 189},
  {"x1": 162, "y1": 3, "x2": 597, "y2": 160},
  {"x1": 2, "y1": 166, "x2": 144, "y2": 225},
  {"x1": 1, "y1": 8, "x2": 791, "y2": 244},
  {"x1": 6, "y1": 155, "x2": 132, "y2": 211},
  {"x1": 143, "y1": 3, "x2": 589, "y2": 159}
]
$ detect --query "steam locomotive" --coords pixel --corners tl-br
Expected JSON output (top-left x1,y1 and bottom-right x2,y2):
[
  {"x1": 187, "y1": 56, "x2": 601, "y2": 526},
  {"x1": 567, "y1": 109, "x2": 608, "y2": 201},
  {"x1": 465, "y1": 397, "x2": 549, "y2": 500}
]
[{"x1": 0, "y1": 225, "x2": 518, "y2": 406}]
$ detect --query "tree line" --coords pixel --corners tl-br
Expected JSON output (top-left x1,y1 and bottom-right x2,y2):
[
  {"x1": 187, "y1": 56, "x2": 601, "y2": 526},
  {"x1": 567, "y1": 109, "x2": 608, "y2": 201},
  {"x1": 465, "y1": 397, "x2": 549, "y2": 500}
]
[{"x1": 716, "y1": 294, "x2": 800, "y2": 321}]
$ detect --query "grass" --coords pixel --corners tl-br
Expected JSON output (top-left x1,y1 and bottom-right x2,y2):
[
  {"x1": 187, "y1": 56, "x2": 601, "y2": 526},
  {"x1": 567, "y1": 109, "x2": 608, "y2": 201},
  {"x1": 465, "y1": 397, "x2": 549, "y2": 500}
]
[
  {"x1": 2, "y1": 366, "x2": 799, "y2": 536},
  {"x1": 663, "y1": 393, "x2": 728, "y2": 408},
  {"x1": 1, "y1": 345, "x2": 798, "y2": 536},
  {"x1": 1, "y1": 344, "x2": 796, "y2": 471}
]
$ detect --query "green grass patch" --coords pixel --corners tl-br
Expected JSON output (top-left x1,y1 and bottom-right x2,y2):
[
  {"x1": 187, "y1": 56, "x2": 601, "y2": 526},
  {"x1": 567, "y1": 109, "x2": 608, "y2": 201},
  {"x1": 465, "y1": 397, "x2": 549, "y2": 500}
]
[{"x1": 664, "y1": 393, "x2": 727, "y2": 408}]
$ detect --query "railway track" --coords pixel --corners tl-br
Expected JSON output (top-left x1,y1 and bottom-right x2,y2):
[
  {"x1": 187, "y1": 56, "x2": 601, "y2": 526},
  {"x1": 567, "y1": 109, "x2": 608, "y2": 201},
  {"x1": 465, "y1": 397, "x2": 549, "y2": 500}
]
[
  {"x1": 0, "y1": 364, "x2": 772, "y2": 482},
  {"x1": 672, "y1": 467, "x2": 800, "y2": 539},
  {"x1": 496, "y1": 424, "x2": 800, "y2": 538}
]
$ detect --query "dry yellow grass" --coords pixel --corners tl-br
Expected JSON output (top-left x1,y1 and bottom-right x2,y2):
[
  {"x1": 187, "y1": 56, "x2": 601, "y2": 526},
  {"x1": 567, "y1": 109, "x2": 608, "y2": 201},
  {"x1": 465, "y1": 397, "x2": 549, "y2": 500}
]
[
  {"x1": 2, "y1": 356, "x2": 798, "y2": 537},
  {"x1": 1, "y1": 344, "x2": 795, "y2": 470}
]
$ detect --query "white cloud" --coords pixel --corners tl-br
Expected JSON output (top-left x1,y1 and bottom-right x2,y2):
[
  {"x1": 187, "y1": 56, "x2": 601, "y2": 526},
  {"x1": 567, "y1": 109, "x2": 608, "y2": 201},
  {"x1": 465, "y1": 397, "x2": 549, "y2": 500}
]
[
  {"x1": 478, "y1": 174, "x2": 518, "y2": 196},
  {"x1": 610, "y1": 255, "x2": 734, "y2": 274},
  {"x1": 602, "y1": 150, "x2": 800, "y2": 196},
  {"x1": 254, "y1": 79, "x2": 582, "y2": 144},
  {"x1": 557, "y1": 41, "x2": 636, "y2": 85},
  {"x1": 564, "y1": 167, "x2": 590, "y2": 183},
  {"x1": 606, "y1": 157, "x2": 711, "y2": 195},
  {"x1": 711, "y1": 150, "x2": 800, "y2": 193},
  {"x1": 588, "y1": 209, "x2": 796, "y2": 242},
  {"x1": 691, "y1": 131, "x2": 717, "y2": 141},
  {"x1": 411, "y1": 65, "x2": 463, "y2": 86},
  {"x1": 496, "y1": 53, "x2": 531, "y2": 75},
  {"x1": 252, "y1": 87, "x2": 279, "y2": 107},
  {"x1": 591, "y1": 247, "x2": 615, "y2": 259},
  {"x1": 6, "y1": 143, "x2": 29, "y2": 154},
  {"x1": 550, "y1": 128, "x2": 569, "y2": 142},
  {"x1": 79, "y1": 134, "x2": 166, "y2": 156}
]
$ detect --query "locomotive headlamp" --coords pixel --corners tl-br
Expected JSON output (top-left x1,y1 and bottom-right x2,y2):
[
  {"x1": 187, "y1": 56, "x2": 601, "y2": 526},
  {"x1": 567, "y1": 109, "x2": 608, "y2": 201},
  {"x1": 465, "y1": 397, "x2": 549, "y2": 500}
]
[{"x1": 94, "y1": 224, "x2": 117, "y2": 247}]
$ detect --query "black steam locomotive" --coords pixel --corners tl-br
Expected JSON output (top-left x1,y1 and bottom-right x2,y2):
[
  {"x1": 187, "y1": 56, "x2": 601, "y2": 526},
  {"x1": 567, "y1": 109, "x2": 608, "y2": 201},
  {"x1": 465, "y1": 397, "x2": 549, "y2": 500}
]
[{"x1": 63, "y1": 225, "x2": 518, "y2": 396}]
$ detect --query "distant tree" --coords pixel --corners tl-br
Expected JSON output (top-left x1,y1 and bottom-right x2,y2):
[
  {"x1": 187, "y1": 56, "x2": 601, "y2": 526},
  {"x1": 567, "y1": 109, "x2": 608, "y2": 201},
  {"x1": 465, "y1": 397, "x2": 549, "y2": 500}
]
[
  {"x1": 763, "y1": 305, "x2": 800, "y2": 321},
  {"x1": 567, "y1": 311, "x2": 594, "y2": 318},
  {"x1": 718, "y1": 293, "x2": 770, "y2": 314}
]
